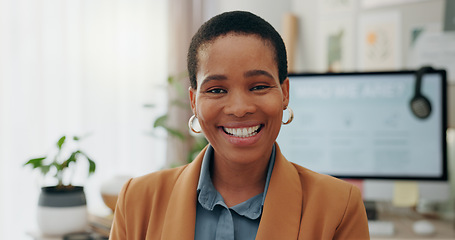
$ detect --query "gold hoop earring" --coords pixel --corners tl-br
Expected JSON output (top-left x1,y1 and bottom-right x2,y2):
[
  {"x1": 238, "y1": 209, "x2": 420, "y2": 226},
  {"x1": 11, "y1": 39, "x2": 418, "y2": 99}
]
[
  {"x1": 282, "y1": 107, "x2": 294, "y2": 125},
  {"x1": 188, "y1": 115, "x2": 201, "y2": 133}
]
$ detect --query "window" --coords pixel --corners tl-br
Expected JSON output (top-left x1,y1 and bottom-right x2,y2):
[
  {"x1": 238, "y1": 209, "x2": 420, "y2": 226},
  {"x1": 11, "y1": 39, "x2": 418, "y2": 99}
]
[{"x1": 0, "y1": 1, "x2": 168, "y2": 238}]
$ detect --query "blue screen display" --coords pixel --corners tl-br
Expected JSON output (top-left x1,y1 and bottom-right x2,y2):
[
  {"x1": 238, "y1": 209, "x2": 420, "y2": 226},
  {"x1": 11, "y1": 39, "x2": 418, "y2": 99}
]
[{"x1": 277, "y1": 71, "x2": 447, "y2": 180}]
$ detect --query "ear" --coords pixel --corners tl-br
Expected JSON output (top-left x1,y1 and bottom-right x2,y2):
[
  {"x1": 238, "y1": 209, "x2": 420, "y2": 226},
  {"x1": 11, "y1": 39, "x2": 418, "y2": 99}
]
[
  {"x1": 189, "y1": 87, "x2": 197, "y2": 114},
  {"x1": 281, "y1": 78, "x2": 290, "y2": 108}
]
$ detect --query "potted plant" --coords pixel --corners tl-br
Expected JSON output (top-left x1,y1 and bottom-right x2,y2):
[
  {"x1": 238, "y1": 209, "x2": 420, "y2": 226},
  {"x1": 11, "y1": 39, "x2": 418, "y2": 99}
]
[{"x1": 24, "y1": 135, "x2": 96, "y2": 236}]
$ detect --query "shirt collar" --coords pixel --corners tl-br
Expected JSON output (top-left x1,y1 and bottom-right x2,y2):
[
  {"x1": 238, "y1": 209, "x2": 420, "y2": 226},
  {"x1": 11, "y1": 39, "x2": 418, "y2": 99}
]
[{"x1": 196, "y1": 144, "x2": 276, "y2": 219}]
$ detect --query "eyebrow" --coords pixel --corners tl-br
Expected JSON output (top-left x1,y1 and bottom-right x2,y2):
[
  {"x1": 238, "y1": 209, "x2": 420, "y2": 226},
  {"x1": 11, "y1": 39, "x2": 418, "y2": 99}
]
[
  {"x1": 200, "y1": 69, "x2": 275, "y2": 87},
  {"x1": 200, "y1": 74, "x2": 228, "y2": 87},
  {"x1": 244, "y1": 69, "x2": 274, "y2": 79}
]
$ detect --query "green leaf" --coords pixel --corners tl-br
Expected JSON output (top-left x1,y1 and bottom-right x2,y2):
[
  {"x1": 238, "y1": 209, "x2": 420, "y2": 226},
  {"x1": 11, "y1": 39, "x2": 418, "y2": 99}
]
[
  {"x1": 78, "y1": 151, "x2": 96, "y2": 175},
  {"x1": 57, "y1": 136, "x2": 66, "y2": 149},
  {"x1": 167, "y1": 76, "x2": 175, "y2": 84},
  {"x1": 174, "y1": 84, "x2": 185, "y2": 97},
  {"x1": 52, "y1": 161, "x2": 63, "y2": 171},
  {"x1": 63, "y1": 151, "x2": 79, "y2": 169},
  {"x1": 143, "y1": 103, "x2": 156, "y2": 108},
  {"x1": 194, "y1": 136, "x2": 209, "y2": 149},
  {"x1": 24, "y1": 157, "x2": 46, "y2": 168},
  {"x1": 24, "y1": 133, "x2": 96, "y2": 186},
  {"x1": 153, "y1": 115, "x2": 168, "y2": 128},
  {"x1": 40, "y1": 165, "x2": 51, "y2": 175},
  {"x1": 164, "y1": 126, "x2": 185, "y2": 140},
  {"x1": 153, "y1": 114, "x2": 186, "y2": 140},
  {"x1": 87, "y1": 157, "x2": 96, "y2": 175},
  {"x1": 188, "y1": 137, "x2": 208, "y2": 163}
]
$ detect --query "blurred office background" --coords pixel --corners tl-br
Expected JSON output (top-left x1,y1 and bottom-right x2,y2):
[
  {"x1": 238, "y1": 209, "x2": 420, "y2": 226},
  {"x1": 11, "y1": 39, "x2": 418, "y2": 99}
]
[{"x1": 0, "y1": 0, "x2": 453, "y2": 239}]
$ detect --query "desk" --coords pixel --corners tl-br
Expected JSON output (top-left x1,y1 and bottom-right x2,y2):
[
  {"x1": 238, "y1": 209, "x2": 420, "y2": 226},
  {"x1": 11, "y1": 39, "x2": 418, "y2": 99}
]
[
  {"x1": 27, "y1": 231, "x2": 107, "y2": 240},
  {"x1": 371, "y1": 211, "x2": 455, "y2": 239},
  {"x1": 28, "y1": 213, "x2": 111, "y2": 240}
]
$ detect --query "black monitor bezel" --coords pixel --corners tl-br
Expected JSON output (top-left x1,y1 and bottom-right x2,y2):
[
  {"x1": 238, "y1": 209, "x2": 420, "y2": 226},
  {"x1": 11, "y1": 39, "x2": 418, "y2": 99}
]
[{"x1": 286, "y1": 69, "x2": 448, "y2": 181}]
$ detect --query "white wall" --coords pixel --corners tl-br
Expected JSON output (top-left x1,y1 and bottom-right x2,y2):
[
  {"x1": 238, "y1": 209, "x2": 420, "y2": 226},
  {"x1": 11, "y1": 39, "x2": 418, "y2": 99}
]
[
  {"x1": 204, "y1": 0, "x2": 292, "y2": 36},
  {"x1": 293, "y1": 0, "x2": 446, "y2": 72},
  {"x1": 0, "y1": 1, "x2": 168, "y2": 239},
  {"x1": 209, "y1": 0, "x2": 446, "y2": 73}
]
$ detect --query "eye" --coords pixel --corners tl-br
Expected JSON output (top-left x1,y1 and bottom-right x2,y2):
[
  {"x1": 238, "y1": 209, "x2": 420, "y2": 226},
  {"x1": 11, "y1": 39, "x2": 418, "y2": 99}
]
[
  {"x1": 251, "y1": 85, "x2": 271, "y2": 91},
  {"x1": 207, "y1": 88, "x2": 227, "y2": 94}
]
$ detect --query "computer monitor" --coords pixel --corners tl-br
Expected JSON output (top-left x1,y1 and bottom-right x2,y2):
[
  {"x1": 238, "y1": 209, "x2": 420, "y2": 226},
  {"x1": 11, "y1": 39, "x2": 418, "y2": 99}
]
[{"x1": 277, "y1": 70, "x2": 448, "y2": 185}]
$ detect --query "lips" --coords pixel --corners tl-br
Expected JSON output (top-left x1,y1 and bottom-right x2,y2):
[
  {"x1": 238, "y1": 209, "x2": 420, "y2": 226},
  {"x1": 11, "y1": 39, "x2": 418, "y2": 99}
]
[{"x1": 222, "y1": 124, "x2": 262, "y2": 138}]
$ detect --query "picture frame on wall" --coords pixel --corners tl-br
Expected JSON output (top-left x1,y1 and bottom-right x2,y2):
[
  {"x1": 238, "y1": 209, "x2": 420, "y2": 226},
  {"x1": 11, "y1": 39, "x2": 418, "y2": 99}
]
[
  {"x1": 318, "y1": 16, "x2": 356, "y2": 72},
  {"x1": 319, "y1": 0, "x2": 356, "y2": 13},
  {"x1": 361, "y1": 0, "x2": 427, "y2": 9},
  {"x1": 357, "y1": 10, "x2": 402, "y2": 71}
]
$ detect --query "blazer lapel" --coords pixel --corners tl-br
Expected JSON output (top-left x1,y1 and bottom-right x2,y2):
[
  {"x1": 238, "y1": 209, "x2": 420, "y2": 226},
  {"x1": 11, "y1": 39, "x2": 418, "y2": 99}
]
[
  {"x1": 160, "y1": 146, "x2": 207, "y2": 239},
  {"x1": 256, "y1": 143, "x2": 303, "y2": 239},
  {"x1": 159, "y1": 144, "x2": 303, "y2": 239}
]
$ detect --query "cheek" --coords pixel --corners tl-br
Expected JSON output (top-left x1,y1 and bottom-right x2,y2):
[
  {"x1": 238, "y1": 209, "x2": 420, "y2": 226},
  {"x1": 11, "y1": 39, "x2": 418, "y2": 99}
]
[
  {"x1": 271, "y1": 109, "x2": 284, "y2": 127},
  {"x1": 195, "y1": 99, "x2": 218, "y2": 127},
  {"x1": 264, "y1": 96, "x2": 285, "y2": 119}
]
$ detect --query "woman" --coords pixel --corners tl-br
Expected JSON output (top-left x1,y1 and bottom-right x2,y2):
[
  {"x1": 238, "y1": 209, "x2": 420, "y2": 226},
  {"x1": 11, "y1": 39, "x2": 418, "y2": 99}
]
[{"x1": 110, "y1": 11, "x2": 370, "y2": 239}]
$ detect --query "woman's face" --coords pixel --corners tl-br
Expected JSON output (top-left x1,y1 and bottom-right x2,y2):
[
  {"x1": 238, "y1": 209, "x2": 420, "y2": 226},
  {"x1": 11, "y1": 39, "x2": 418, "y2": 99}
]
[{"x1": 189, "y1": 34, "x2": 289, "y2": 165}]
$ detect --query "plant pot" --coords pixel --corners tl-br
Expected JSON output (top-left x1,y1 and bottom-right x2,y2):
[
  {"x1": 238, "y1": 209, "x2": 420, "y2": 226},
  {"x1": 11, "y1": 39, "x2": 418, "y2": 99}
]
[{"x1": 37, "y1": 186, "x2": 88, "y2": 236}]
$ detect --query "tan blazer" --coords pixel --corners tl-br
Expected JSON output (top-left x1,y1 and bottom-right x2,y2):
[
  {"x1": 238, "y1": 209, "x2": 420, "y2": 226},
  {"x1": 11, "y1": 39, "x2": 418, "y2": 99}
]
[{"x1": 110, "y1": 144, "x2": 370, "y2": 240}]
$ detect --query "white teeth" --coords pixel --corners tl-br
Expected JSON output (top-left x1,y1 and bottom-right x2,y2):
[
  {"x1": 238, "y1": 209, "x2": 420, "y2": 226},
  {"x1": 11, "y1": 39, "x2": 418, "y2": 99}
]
[{"x1": 223, "y1": 125, "x2": 260, "y2": 138}]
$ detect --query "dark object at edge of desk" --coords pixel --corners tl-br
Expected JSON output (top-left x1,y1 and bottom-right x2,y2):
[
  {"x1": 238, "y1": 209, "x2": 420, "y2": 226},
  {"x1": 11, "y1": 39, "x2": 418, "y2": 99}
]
[
  {"x1": 63, "y1": 232, "x2": 108, "y2": 240},
  {"x1": 364, "y1": 201, "x2": 378, "y2": 220}
]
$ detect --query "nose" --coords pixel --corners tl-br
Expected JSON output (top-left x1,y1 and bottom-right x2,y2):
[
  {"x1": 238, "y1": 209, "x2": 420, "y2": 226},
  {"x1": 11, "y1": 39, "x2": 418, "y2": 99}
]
[{"x1": 223, "y1": 90, "x2": 256, "y2": 117}]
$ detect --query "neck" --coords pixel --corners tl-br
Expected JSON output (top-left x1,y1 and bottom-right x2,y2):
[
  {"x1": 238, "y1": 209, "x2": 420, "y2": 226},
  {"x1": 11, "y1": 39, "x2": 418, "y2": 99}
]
[{"x1": 211, "y1": 149, "x2": 271, "y2": 207}]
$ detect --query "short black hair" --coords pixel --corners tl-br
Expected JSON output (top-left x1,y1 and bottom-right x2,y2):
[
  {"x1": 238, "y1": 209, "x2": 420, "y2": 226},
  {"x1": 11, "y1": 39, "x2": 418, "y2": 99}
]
[{"x1": 187, "y1": 11, "x2": 288, "y2": 89}]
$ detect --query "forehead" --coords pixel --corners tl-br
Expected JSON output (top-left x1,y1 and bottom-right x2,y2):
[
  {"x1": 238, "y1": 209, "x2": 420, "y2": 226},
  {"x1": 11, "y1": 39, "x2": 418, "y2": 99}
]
[
  {"x1": 198, "y1": 32, "x2": 274, "y2": 58},
  {"x1": 198, "y1": 34, "x2": 276, "y2": 71},
  {"x1": 195, "y1": 34, "x2": 280, "y2": 87},
  {"x1": 199, "y1": 34, "x2": 275, "y2": 67}
]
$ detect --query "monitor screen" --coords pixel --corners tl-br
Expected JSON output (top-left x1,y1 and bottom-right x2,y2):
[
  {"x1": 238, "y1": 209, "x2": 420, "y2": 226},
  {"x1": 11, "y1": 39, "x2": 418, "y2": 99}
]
[{"x1": 277, "y1": 70, "x2": 448, "y2": 180}]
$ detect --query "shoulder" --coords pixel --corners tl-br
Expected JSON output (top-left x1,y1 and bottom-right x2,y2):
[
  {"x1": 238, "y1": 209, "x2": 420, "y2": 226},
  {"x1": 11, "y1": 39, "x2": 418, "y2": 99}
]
[
  {"x1": 292, "y1": 163, "x2": 352, "y2": 190},
  {"x1": 290, "y1": 162, "x2": 366, "y2": 219},
  {"x1": 291, "y1": 163, "x2": 360, "y2": 200},
  {"x1": 118, "y1": 148, "x2": 206, "y2": 207},
  {"x1": 270, "y1": 145, "x2": 369, "y2": 238},
  {"x1": 116, "y1": 164, "x2": 191, "y2": 222},
  {"x1": 290, "y1": 163, "x2": 368, "y2": 234},
  {"x1": 123, "y1": 165, "x2": 189, "y2": 198}
]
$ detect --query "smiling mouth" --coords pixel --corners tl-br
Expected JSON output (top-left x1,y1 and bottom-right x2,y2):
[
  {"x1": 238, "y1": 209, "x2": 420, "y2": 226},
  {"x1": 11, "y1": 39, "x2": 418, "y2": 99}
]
[{"x1": 222, "y1": 125, "x2": 263, "y2": 138}]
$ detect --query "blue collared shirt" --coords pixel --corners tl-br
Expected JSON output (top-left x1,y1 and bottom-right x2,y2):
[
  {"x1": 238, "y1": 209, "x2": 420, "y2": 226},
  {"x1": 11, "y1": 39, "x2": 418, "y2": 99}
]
[{"x1": 195, "y1": 145, "x2": 276, "y2": 240}]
